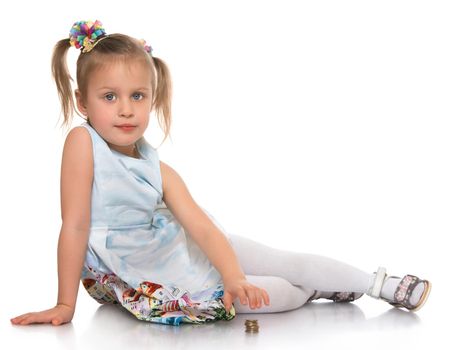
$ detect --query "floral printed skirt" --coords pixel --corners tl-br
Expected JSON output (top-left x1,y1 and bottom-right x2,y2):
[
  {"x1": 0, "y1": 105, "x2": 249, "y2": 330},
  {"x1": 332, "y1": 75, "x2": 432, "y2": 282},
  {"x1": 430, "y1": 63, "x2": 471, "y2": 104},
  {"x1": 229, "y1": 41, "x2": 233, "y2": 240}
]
[{"x1": 81, "y1": 266, "x2": 236, "y2": 326}]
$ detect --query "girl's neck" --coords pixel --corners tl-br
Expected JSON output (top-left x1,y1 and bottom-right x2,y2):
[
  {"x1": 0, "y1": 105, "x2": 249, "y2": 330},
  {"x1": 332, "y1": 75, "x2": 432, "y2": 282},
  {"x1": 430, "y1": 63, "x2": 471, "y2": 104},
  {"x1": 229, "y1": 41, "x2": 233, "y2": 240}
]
[{"x1": 108, "y1": 142, "x2": 140, "y2": 159}]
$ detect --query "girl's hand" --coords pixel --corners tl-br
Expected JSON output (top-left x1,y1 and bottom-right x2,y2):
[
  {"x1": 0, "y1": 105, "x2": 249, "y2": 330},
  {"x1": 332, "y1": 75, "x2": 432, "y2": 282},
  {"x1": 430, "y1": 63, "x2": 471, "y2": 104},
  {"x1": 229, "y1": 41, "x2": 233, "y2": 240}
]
[
  {"x1": 222, "y1": 277, "x2": 270, "y2": 313},
  {"x1": 10, "y1": 304, "x2": 75, "y2": 326}
]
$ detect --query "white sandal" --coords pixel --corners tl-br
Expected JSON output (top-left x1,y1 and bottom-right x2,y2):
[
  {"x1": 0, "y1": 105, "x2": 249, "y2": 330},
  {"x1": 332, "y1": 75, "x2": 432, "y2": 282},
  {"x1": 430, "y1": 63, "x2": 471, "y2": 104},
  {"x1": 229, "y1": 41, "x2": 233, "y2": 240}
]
[
  {"x1": 307, "y1": 290, "x2": 363, "y2": 303},
  {"x1": 368, "y1": 266, "x2": 432, "y2": 312}
]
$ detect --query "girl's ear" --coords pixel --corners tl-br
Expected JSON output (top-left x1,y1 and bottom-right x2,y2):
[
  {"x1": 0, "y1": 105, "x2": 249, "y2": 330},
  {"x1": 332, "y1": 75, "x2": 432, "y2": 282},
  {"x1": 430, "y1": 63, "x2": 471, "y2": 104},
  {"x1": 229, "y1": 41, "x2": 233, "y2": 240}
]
[{"x1": 75, "y1": 89, "x2": 87, "y2": 116}]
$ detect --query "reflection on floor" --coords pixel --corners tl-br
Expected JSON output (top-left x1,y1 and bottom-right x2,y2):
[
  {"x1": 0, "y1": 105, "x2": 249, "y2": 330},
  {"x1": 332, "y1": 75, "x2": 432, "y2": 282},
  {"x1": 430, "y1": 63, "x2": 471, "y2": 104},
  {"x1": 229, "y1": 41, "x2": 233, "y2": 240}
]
[{"x1": 9, "y1": 299, "x2": 430, "y2": 350}]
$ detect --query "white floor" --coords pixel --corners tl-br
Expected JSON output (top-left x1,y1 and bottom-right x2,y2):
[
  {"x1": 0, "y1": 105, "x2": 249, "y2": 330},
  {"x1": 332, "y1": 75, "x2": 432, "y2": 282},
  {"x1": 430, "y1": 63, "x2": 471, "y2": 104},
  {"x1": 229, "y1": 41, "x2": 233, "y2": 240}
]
[{"x1": 3, "y1": 284, "x2": 470, "y2": 350}]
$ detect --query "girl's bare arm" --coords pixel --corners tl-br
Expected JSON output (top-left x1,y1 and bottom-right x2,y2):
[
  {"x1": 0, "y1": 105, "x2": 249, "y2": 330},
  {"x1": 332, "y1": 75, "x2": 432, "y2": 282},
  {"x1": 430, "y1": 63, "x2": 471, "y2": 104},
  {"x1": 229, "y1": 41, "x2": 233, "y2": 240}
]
[
  {"x1": 160, "y1": 161, "x2": 270, "y2": 312},
  {"x1": 11, "y1": 127, "x2": 93, "y2": 325}
]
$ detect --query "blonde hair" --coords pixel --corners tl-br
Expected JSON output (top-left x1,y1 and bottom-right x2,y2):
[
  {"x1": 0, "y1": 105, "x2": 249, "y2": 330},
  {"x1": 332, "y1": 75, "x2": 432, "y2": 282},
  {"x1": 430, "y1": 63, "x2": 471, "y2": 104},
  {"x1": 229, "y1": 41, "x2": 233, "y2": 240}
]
[{"x1": 51, "y1": 33, "x2": 172, "y2": 145}]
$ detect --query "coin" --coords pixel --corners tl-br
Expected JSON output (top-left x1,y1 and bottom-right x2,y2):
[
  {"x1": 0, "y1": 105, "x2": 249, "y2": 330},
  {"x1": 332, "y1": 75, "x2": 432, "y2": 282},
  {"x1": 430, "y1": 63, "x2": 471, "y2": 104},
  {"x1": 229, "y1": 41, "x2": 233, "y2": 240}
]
[{"x1": 245, "y1": 319, "x2": 259, "y2": 333}]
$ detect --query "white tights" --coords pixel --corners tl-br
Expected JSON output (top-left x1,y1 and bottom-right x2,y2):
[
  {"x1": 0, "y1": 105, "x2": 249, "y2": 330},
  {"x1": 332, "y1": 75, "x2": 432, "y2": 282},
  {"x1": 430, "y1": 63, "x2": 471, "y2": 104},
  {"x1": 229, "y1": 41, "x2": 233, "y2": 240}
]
[{"x1": 227, "y1": 234, "x2": 374, "y2": 313}]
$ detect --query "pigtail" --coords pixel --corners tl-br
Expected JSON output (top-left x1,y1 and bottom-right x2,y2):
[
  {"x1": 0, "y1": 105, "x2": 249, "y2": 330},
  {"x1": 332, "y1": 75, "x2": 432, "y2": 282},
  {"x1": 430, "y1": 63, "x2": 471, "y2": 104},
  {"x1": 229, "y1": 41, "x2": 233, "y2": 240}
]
[
  {"x1": 152, "y1": 56, "x2": 173, "y2": 146},
  {"x1": 51, "y1": 38, "x2": 77, "y2": 128}
]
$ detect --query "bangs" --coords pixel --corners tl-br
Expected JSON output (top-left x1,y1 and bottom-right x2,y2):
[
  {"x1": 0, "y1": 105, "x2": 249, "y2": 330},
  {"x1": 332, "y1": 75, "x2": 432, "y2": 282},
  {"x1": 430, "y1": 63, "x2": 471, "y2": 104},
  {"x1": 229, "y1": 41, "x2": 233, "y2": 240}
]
[{"x1": 76, "y1": 34, "x2": 156, "y2": 96}]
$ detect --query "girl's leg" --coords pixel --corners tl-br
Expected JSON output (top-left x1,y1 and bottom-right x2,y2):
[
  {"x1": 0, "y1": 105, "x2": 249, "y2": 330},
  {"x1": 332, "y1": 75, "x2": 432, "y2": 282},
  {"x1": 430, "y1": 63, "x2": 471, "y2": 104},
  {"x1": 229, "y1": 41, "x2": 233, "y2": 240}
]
[
  {"x1": 227, "y1": 234, "x2": 428, "y2": 310},
  {"x1": 228, "y1": 234, "x2": 373, "y2": 294},
  {"x1": 233, "y1": 275, "x2": 315, "y2": 313}
]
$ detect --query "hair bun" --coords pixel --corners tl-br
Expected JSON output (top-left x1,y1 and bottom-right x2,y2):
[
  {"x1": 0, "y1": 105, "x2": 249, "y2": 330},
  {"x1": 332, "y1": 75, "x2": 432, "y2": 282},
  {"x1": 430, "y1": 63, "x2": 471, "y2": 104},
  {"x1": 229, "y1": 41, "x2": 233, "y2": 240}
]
[{"x1": 69, "y1": 20, "x2": 107, "y2": 53}]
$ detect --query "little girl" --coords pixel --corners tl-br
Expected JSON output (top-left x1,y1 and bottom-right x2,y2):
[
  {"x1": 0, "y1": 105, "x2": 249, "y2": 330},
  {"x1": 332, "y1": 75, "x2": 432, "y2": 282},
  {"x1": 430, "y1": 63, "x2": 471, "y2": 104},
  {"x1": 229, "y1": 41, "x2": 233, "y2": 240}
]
[{"x1": 11, "y1": 20, "x2": 431, "y2": 327}]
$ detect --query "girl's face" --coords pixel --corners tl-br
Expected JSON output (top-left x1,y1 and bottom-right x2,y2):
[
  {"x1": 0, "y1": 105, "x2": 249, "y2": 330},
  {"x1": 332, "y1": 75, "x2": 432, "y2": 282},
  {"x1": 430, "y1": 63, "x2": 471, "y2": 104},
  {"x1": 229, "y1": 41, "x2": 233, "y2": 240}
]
[{"x1": 76, "y1": 59, "x2": 153, "y2": 157}]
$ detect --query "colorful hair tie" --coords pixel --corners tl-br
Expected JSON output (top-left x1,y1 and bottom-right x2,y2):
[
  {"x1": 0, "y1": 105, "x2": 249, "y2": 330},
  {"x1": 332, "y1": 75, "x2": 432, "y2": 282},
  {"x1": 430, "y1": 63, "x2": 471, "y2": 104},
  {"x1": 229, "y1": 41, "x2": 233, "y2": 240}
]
[
  {"x1": 69, "y1": 20, "x2": 107, "y2": 53},
  {"x1": 140, "y1": 39, "x2": 153, "y2": 55}
]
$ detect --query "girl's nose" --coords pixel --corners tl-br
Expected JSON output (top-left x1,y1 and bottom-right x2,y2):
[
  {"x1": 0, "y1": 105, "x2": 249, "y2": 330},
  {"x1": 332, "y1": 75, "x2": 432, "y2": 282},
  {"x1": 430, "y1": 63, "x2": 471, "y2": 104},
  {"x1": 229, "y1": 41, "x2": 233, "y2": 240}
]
[{"x1": 119, "y1": 100, "x2": 134, "y2": 118}]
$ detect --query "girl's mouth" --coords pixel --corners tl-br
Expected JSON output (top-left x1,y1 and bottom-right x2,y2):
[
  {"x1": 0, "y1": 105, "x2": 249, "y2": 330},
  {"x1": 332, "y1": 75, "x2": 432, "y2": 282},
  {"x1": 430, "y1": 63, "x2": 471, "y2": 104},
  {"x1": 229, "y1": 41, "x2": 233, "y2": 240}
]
[{"x1": 116, "y1": 124, "x2": 136, "y2": 132}]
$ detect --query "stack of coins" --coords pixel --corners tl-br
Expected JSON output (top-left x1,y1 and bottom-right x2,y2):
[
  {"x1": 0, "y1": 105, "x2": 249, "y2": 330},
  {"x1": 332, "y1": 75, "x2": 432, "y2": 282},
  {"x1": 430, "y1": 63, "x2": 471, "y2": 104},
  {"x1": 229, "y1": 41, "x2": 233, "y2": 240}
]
[{"x1": 245, "y1": 319, "x2": 259, "y2": 333}]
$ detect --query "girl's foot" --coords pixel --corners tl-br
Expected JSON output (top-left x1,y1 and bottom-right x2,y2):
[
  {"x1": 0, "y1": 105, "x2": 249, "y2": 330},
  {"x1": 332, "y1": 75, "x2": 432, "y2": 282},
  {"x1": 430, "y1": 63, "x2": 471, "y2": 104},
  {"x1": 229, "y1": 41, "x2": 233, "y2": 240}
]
[
  {"x1": 368, "y1": 267, "x2": 432, "y2": 311},
  {"x1": 328, "y1": 291, "x2": 364, "y2": 302},
  {"x1": 308, "y1": 290, "x2": 363, "y2": 303}
]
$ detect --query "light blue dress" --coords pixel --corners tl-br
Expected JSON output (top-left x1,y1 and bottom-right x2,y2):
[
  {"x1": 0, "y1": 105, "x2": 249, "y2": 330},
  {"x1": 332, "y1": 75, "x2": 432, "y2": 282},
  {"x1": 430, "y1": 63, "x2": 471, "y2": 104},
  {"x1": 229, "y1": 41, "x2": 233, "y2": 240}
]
[{"x1": 79, "y1": 122, "x2": 235, "y2": 325}]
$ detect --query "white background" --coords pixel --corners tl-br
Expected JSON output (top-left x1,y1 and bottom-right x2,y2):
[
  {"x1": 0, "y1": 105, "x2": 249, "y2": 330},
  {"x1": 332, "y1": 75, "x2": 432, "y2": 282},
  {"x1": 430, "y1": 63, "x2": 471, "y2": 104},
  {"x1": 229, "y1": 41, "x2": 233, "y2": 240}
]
[{"x1": 1, "y1": 0, "x2": 474, "y2": 349}]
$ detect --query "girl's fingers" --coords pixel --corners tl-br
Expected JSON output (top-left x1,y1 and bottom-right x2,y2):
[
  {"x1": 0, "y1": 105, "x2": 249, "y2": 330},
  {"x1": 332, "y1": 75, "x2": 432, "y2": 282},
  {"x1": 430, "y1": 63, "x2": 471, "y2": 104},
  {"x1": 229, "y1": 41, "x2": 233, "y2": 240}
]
[
  {"x1": 256, "y1": 288, "x2": 267, "y2": 307},
  {"x1": 11, "y1": 306, "x2": 72, "y2": 326},
  {"x1": 262, "y1": 288, "x2": 270, "y2": 305},
  {"x1": 245, "y1": 286, "x2": 259, "y2": 309},
  {"x1": 20, "y1": 314, "x2": 40, "y2": 325},
  {"x1": 238, "y1": 289, "x2": 248, "y2": 305},
  {"x1": 11, "y1": 313, "x2": 30, "y2": 323},
  {"x1": 18, "y1": 316, "x2": 31, "y2": 325},
  {"x1": 248, "y1": 287, "x2": 270, "y2": 309},
  {"x1": 12, "y1": 312, "x2": 51, "y2": 325},
  {"x1": 227, "y1": 284, "x2": 271, "y2": 310},
  {"x1": 222, "y1": 291, "x2": 233, "y2": 312},
  {"x1": 14, "y1": 314, "x2": 32, "y2": 325}
]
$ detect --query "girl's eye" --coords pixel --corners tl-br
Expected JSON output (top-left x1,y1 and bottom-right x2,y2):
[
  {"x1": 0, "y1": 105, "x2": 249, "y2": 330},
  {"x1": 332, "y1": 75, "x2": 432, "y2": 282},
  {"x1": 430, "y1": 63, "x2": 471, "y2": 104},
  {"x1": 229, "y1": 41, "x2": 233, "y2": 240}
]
[
  {"x1": 132, "y1": 93, "x2": 144, "y2": 101},
  {"x1": 105, "y1": 93, "x2": 116, "y2": 101}
]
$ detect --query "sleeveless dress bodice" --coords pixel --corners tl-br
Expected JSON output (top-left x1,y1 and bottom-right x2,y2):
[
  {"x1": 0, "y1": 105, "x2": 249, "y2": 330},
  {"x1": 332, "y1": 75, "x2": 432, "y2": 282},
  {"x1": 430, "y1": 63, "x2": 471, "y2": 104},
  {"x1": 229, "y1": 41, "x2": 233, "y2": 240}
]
[{"x1": 79, "y1": 123, "x2": 235, "y2": 325}]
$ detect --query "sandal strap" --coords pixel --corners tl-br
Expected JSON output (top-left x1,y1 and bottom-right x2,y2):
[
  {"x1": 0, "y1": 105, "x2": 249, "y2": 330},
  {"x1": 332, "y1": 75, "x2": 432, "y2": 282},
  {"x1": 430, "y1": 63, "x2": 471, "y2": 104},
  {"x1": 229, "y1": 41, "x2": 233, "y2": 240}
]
[
  {"x1": 391, "y1": 274, "x2": 421, "y2": 309},
  {"x1": 329, "y1": 292, "x2": 364, "y2": 302},
  {"x1": 369, "y1": 267, "x2": 387, "y2": 299},
  {"x1": 306, "y1": 290, "x2": 321, "y2": 302}
]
